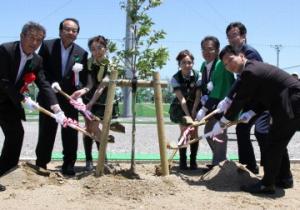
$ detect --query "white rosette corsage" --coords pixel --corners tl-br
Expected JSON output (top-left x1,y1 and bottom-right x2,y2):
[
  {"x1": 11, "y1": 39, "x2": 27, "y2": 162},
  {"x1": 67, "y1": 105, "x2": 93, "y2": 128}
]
[{"x1": 72, "y1": 63, "x2": 83, "y2": 86}]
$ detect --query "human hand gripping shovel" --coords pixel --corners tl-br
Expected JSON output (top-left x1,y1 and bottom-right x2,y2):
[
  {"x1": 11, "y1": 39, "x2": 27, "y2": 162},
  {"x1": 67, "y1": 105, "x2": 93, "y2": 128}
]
[
  {"x1": 22, "y1": 96, "x2": 99, "y2": 142},
  {"x1": 51, "y1": 82, "x2": 125, "y2": 137},
  {"x1": 166, "y1": 108, "x2": 221, "y2": 169}
]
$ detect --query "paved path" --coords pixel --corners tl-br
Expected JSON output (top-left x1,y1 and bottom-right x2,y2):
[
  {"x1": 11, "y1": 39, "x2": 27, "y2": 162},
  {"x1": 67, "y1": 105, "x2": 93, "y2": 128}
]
[{"x1": 1, "y1": 117, "x2": 300, "y2": 161}]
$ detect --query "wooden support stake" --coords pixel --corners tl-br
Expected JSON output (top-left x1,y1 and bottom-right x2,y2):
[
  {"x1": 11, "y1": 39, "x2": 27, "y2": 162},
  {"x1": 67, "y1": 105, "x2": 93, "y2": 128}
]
[
  {"x1": 95, "y1": 70, "x2": 118, "y2": 176},
  {"x1": 153, "y1": 72, "x2": 169, "y2": 176}
]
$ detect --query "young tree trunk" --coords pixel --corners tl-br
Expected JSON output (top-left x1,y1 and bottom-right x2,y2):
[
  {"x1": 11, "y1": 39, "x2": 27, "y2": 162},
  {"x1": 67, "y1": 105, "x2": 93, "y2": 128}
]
[{"x1": 130, "y1": 89, "x2": 137, "y2": 173}]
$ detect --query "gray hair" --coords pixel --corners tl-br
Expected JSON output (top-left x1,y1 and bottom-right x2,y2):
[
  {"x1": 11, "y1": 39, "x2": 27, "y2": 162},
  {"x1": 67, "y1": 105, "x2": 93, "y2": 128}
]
[{"x1": 21, "y1": 21, "x2": 46, "y2": 38}]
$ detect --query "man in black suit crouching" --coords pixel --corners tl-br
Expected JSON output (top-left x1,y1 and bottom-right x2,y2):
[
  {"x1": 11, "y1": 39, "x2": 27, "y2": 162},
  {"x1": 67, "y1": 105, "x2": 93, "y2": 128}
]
[
  {"x1": 0, "y1": 21, "x2": 65, "y2": 191},
  {"x1": 210, "y1": 45, "x2": 300, "y2": 194}
]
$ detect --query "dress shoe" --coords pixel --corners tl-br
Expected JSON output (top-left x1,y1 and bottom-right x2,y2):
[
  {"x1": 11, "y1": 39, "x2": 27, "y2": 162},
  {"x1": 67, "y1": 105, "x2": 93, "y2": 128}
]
[
  {"x1": 179, "y1": 161, "x2": 188, "y2": 170},
  {"x1": 85, "y1": 160, "x2": 94, "y2": 171},
  {"x1": 202, "y1": 164, "x2": 215, "y2": 173},
  {"x1": 62, "y1": 165, "x2": 76, "y2": 176},
  {"x1": 190, "y1": 159, "x2": 198, "y2": 170},
  {"x1": 0, "y1": 184, "x2": 6, "y2": 192},
  {"x1": 240, "y1": 181, "x2": 275, "y2": 194},
  {"x1": 246, "y1": 165, "x2": 259, "y2": 174},
  {"x1": 36, "y1": 163, "x2": 47, "y2": 170},
  {"x1": 276, "y1": 177, "x2": 294, "y2": 189}
]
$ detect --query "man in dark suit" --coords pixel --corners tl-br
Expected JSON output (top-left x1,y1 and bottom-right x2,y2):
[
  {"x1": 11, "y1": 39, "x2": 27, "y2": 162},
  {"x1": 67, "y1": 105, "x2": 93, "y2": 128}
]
[
  {"x1": 218, "y1": 22, "x2": 270, "y2": 174},
  {"x1": 35, "y1": 18, "x2": 88, "y2": 176},
  {"x1": 0, "y1": 22, "x2": 65, "y2": 191},
  {"x1": 211, "y1": 45, "x2": 300, "y2": 194}
]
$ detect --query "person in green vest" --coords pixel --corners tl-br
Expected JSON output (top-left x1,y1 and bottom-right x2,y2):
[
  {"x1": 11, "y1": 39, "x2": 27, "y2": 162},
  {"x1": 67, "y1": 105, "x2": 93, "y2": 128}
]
[
  {"x1": 169, "y1": 50, "x2": 202, "y2": 170},
  {"x1": 196, "y1": 36, "x2": 235, "y2": 170}
]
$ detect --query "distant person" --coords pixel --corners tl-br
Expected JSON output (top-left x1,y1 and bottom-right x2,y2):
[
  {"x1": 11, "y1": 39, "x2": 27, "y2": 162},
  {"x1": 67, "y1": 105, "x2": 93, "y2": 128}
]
[
  {"x1": 211, "y1": 45, "x2": 300, "y2": 194},
  {"x1": 0, "y1": 21, "x2": 65, "y2": 190},
  {"x1": 35, "y1": 18, "x2": 88, "y2": 176},
  {"x1": 217, "y1": 22, "x2": 270, "y2": 174},
  {"x1": 169, "y1": 50, "x2": 201, "y2": 170},
  {"x1": 71, "y1": 35, "x2": 119, "y2": 171},
  {"x1": 196, "y1": 36, "x2": 235, "y2": 169}
]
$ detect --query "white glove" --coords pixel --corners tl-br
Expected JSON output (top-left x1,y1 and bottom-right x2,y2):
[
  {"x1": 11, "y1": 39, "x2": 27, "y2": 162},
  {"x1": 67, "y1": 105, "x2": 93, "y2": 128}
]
[
  {"x1": 76, "y1": 97, "x2": 83, "y2": 104},
  {"x1": 207, "y1": 81, "x2": 214, "y2": 92},
  {"x1": 51, "y1": 82, "x2": 61, "y2": 93},
  {"x1": 196, "y1": 107, "x2": 207, "y2": 121},
  {"x1": 200, "y1": 95, "x2": 208, "y2": 106},
  {"x1": 54, "y1": 111, "x2": 66, "y2": 125},
  {"x1": 216, "y1": 97, "x2": 232, "y2": 113},
  {"x1": 239, "y1": 110, "x2": 256, "y2": 123},
  {"x1": 206, "y1": 116, "x2": 230, "y2": 138},
  {"x1": 23, "y1": 96, "x2": 39, "y2": 112}
]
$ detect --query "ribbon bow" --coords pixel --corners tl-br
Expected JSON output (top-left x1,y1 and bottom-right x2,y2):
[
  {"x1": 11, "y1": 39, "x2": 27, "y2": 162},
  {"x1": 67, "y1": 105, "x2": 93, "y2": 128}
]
[{"x1": 20, "y1": 72, "x2": 36, "y2": 94}]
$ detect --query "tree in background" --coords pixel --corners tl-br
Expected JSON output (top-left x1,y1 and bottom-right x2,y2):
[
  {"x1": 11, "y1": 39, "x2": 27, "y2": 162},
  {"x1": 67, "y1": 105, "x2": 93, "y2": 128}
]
[{"x1": 110, "y1": 0, "x2": 169, "y2": 174}]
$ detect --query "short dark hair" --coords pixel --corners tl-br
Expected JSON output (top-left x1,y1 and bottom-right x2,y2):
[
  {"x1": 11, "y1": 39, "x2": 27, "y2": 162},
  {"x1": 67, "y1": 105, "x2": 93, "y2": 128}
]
[
  {"x1": 219, "y1": 45, "x2": 239, "y2": 60},
  {"x1": 176, "y1": 50, "x2": 194, "y2": 65},
  {"x1": 201, "y1": 36, "x2": 220, "y2": 50},
  {"x1": 21, "y1": 21, "x2": 46, "y2": 38},
  {"x1": 88, "y1": 35, "x2": 108, "y2": 50},
  {"x1": 226, "y1": 21, "x2": 247, "y2": 36},
  {"x1": 59, "y1": 18, "x2": 80, "y2": 33}
]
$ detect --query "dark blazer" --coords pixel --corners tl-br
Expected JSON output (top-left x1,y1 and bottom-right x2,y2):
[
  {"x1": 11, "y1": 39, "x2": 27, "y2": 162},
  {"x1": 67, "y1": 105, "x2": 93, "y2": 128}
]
[
  {"x1": 37, "y1": 38, "x2": 88, "y2": 106},
  {"x1": 225, "y1": 60, "x2": 300, "y2": 121},
  {"x1": 0, "y1": 41, "x2": 58, "y2": 120}
]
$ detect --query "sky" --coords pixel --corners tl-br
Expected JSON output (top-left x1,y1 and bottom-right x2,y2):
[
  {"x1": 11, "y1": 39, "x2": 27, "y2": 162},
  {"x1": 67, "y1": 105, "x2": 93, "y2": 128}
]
[{"x1": 1, "y1": 0, "x2": 300, "y2": 79}]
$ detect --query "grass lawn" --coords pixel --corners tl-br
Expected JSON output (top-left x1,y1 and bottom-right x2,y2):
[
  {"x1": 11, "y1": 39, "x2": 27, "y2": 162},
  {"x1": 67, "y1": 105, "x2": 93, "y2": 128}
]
[{"x1": 26, "y1": 103, "x2": 171, "y2": 118}]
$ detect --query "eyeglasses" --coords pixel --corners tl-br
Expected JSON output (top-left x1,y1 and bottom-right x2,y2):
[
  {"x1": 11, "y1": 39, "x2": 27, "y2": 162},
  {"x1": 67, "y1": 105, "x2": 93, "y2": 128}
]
[
  {"x1": 201, "y1": 48, "x2": 216, "y2": 53},
  {"x1": 227, "y1": 32, "x2": 240, "y2": 40},
  {"x1": 24, "y1": 33, "x2": 44, "y2": 43},
  {"x1": 181, "y1": 61, "x2": 193, "y2": 65},
  {"x1": 62, "y1": 27, "x2": 78, "y2": 33}
]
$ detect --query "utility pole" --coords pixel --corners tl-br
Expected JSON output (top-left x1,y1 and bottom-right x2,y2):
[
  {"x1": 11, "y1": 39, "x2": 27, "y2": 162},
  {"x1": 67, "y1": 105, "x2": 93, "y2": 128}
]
[
  {"x1": 271, "y1": 44, "x2": 282, "y2": 67},
  {"x1": 123, "y1": 0, "x2": 133, "y2": 117}
]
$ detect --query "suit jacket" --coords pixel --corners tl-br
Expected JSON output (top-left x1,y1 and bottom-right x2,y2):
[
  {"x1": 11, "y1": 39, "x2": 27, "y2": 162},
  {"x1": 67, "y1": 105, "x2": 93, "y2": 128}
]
[
  {"x1": 225, "y1": 60, "x2": 300, "y2": 121},
  {"x1": 37, "y1": 38, "x2": 88, "y2": 106},
  {"x1": 0, "y1": 41, "x2": 58, "y2": 120}
]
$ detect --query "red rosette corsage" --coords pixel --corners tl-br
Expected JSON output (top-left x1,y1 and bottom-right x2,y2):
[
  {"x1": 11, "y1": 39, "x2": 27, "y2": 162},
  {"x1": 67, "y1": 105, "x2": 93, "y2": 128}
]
[{"x1": 20, "y1": 72, "x2": 36, "y2": 94}]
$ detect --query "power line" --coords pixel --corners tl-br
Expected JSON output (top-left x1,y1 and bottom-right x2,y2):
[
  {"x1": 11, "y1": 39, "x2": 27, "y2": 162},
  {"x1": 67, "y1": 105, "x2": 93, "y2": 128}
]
[
  {"x1": 282, "y1": 64, "x2": 300, "y2": 70},
  {"x1": 38, "y1": 0, "x2": 74, "y2": 22}
]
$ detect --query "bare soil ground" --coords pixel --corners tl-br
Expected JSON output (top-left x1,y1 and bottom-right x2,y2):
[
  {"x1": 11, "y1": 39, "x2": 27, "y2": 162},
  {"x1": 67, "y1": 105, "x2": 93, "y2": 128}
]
[{"x1": 0, "y1": 160, "x2": 300, "y2": 210}]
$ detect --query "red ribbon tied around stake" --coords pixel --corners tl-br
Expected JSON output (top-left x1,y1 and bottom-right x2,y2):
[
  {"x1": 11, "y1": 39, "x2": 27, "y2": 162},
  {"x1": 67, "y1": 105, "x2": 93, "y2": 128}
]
[{"x1": 20, "y1": 72, "x2": 36, "y2": 94}]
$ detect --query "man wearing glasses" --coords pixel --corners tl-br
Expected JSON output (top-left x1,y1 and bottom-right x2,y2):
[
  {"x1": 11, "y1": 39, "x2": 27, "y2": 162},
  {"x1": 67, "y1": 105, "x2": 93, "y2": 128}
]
[
  {"x1": 217, "y1": 22, "x2": 270, "y2": 175},
  {"x1": 35, "y1": 18, "x2": 88, "y2": 176},
  {"x1": 0, "y1": 21, "x2": 64, "y2": 191},
  {"x1": 196, "y1": 36, "x2": 235, "y2": 170}
]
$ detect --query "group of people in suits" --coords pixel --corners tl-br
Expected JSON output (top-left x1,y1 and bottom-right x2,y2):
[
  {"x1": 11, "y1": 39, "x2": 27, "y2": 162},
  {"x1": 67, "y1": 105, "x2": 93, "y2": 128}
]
[
  {"x1": 170, "y1": 21, "x2": 300, "y2": 195},
  {"x1": 0, "y1": 18, "x2": 117, "y2": 191}
]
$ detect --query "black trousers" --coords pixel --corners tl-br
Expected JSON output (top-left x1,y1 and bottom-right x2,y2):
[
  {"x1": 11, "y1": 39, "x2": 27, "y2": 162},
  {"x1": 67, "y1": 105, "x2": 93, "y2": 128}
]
[
  {"x1": 83, "y1": 135, "x2": 100, "y2": 161},
  {"x1": 262, "y1": 116, "x2": 300, "y2": 186},
  {"x1": 0, "y1": 118, "x2": 24, "y2": 176},
  {"x1": 35, "y1": 100, "x2": 78, "y2": 168},
  {"x1": 236, "y1": 111, "x2": 270, "y2": 169}
]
